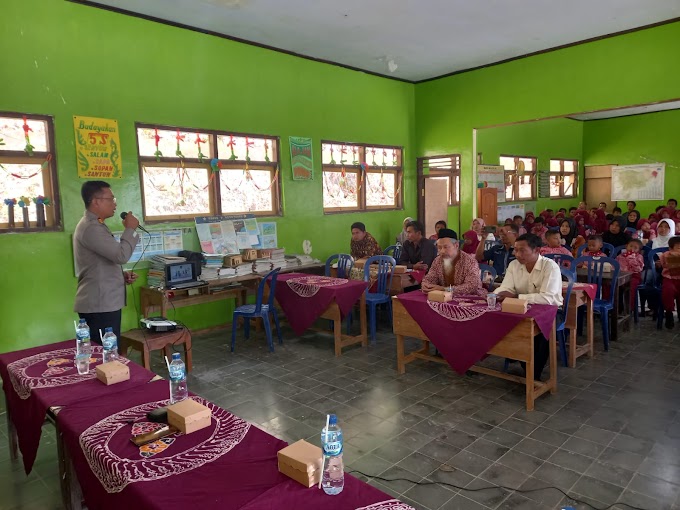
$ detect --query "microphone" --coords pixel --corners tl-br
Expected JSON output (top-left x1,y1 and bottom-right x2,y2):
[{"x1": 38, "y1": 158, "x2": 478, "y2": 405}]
[{"x1": 120, "y1": 212, "x2": 150, "y2": 234}]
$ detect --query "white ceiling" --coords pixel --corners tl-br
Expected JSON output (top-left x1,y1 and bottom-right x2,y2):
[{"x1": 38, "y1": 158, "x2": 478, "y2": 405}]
[{"x1": 86, "y1": 0, "x2": 680, "y2": 81}]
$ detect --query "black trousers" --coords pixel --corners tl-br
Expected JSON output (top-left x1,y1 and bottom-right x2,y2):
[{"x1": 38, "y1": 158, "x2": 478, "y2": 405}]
[
  {"x1": 78, "y1": 310, "x2": 122, "y2": 345},
  {"x1": 519, "y1": 333, "x2": 550, "y2": 381}
]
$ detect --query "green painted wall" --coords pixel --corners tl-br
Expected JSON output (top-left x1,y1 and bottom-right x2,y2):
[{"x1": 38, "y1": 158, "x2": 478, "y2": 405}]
[
  {"x1": 416, "y1": 20, "x2": 680, "y2": 228},
  {"x1": 477, "y1": 117, "x2": 584, "y2": 217},
  {"x1": 0, "y1": 0, "x2": 415, "y2": 351},
  {"x1": 583, "y1": 109, "x2": 680, "y2": 217}
]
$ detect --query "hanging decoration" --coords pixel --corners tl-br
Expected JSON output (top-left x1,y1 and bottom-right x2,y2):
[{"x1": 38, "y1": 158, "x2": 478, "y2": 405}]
[
  {"x1": 73, "y1": 116, "x2": 122, "y2": 178},
  {"x1": 246, "y1": 164, "x2": 279, "y2": 192},
  {"x1": 340, "y1": 145, "x2": 348, "y2": 165},
  {"x1": 352, "y1": 146, "x2": 359, "y2": 166},
  {"x1": 4, "y1": 198, "x2": 16, "y2": 228},
  {"x1": 226, "y1": 136, "x2": 237, "y2": 161},
  {"x1": 22, "y1": 117, "x2": 34, "y2": 156},
  {"x1": 175, "y1": 130, "x2": 185, "y2": 162},
  {"x1": 194, "y1": 133, "x2": 206, "y2": 163},
  {"x1": 154, "y1": 129, "x2": 163, "y2": 161},
  {"x1": 244, "y1": 137, "x2": 254, "y2": 163},
  {"x1": 263, "y1": 140, "x2": 271, "y2": 163},
  {"x1": 329, "y1": 145, "x2": 336, "y2": 165},
  {"x1": 370, "y1": 147, "x2": 377, "y2": 166},
  {"x1": 392, "y1": 149, "x2": 398, "y2": 167}
]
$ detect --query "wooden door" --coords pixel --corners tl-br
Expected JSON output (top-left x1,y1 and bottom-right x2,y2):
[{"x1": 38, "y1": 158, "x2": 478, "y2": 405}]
[
  {"x1": 423, "y1": 177, "x2": 449, "y2": 237},
  {"x1": 585, "y1": 165, "x2": 616, "y2": 211},
  {"x1": 477, "y1": 188, "x2": 498, "y2": 225}
]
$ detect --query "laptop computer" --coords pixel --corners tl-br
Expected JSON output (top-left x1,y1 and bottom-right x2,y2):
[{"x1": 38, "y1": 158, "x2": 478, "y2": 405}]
[{"x1": 165, "y1": 261, "x2": 205, "y2": 290}]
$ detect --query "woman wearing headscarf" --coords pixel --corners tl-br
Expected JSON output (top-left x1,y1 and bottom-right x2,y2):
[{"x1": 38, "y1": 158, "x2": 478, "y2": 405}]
[
  {"x1": 559, "y1": 218, "x2": 585, "y2": 255},
  {"x1": 396, "y1": 217, "x2": 413, "y2": 245},
  {"x1": 593, "y1": 208, "x2": 609, "y2": 234},
  {"x1": 523, "y1": 212, "x2": 535, "y2": 231},
  {"x1": 652, "y1": 219, "x2": 675, "y2": 249},
  {"x1": 602, "y1": 219, "x2": 631, "y2": 247},
  {"x1": 462, "y1": 218, "x2": 493, "y2": 254},
  {"x1": 626, "y1": 210, "x2": 641, "y2": 230},
  {"x1": 637, "y1": 218, "x2": 656, "y2": 244}
]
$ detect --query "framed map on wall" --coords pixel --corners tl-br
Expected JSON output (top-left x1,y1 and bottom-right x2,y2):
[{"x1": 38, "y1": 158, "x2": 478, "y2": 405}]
[{"x1": 611, "y1": 163, "x2": 665, "y2": 201}]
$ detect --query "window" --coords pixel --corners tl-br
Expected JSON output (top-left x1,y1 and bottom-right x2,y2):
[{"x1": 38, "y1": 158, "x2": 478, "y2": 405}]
[
  {"x1": 549, "y1": 159, "x2": 578, "y2": 198},
  {"x1": 417, "y1": 154, "x2": 461, "y2": 205},
  {"x1": 500, "y1": 155, "x2": 537, "y2": 201},
  {"x1": 321, "y1": 141, "x2": 402, "y2": 212},
  {"x1": 0, "y1": 113, "x2": 61, "y2": 232},
  {"x1": 136, "y1": 124, "x2": 280, "y2": 221}
]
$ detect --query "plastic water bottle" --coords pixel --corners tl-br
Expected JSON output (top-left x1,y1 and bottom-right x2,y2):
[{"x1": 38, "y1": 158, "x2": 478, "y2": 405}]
[
  {"x1": 75, "y1": 319, "x2": 91, "y2": 357},
  {"x1": 637, "y1": 229, "x2": 644, "y2": 240},
  {"x1": 321, "y1": 414, "x2": 344, "y2": 495},
  {"x1": 101, "y1": 327, "x2": 118, "y2": 363},
  {"x1": 169, "y1": 353, "x2": 188, "y2": 404}
]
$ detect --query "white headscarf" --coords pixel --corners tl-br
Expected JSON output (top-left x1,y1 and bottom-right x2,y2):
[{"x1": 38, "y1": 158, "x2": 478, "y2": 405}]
[
  {"x1": 652, "y1": 218, "x2": 675, "y2": 249},
  {"x1": 396, "y1": 217, "x2": 414, "y2": 244}
]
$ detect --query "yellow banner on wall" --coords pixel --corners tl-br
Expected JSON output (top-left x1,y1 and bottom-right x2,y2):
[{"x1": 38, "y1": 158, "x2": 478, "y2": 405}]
[{"x1": 73, "y1": 116, "x2": 122, "y2": 179}]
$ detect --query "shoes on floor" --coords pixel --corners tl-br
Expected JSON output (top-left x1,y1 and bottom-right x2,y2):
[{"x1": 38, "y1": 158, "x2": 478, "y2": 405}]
[{"x1": 665, "y1": 311, "x2": 674, "y2": 329}]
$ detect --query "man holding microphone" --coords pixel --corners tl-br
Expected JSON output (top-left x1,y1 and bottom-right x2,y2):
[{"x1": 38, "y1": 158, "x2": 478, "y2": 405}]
[{"x1": 73, "y1": 181, "x2": 140, "y2": 342}]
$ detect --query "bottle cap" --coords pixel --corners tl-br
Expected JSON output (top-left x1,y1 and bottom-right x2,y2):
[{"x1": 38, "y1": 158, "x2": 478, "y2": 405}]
[
  {"x1": 328, "y1": 414, "x2": 337, "y2": 425},
  {"x1": 105, "y1": 327, "x2": 113, "y2": 332},
  {"x1": 79, "y1": 318, "x2": 87, "y2": 323},
  {"x1": 172, "y1": 352, "x2": 181, "y2": 360}
]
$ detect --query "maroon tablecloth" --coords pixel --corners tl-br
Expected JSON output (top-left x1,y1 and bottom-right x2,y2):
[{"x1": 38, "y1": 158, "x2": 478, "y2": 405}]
[
  {"x1": 0, "y1": 340, "x2": 156, "y2": 474},
  {"x1": 240, "y1": 477, "x2": 416, "y2": 510},
  {"x1": 565, "y1": 282, "x2": 598, "y2": 301},
  {"x1": 397, "y1": 292, "x2": 557, "y2": 374},
  {"x1": 410, "y1": 269, "x2": 426, "y2": 284},
  {"x1": 272, "y1": 274, "x2": 367, "y2": 335},
  {"x1": 58, "y1": 379, "x2": 288, "y2": 510}
]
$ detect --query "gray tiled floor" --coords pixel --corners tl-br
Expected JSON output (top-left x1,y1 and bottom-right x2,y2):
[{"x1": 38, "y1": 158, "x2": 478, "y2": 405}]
[{"x1": 1, "y1": 313, "x2": 680, "y2": 510}]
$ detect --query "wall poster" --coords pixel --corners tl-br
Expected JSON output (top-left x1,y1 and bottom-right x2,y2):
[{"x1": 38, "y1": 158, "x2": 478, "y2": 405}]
[
  {"x1": 73, "y1": 116, "x2": 122, "y2": 179},
  {"x1": 289, "y1": 136, "x2": 313, "y2": 180}
]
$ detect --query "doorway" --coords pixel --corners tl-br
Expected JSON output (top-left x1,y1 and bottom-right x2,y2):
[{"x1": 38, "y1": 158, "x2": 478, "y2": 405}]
[
  {"x1": 585, "y1": 165, "x2": 617, "y2": 212},
  {"x1": 417, "y1": 155, "x2": 461, "y2": 237}
]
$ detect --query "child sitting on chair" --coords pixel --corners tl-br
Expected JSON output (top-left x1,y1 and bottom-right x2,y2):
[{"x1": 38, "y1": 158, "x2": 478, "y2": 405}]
[
  {"x1": 616, "y1": 239, "x2": 644, "y2": 311},
  {"x1": 660, "y1": 236, "x2": 680, "y2": 329},
  {"x1": 540, "y1": 230, "x2": 572, "y2": 257},
  {"x1": 582, "y1": 235, "x2": 606, "y2": 257}
]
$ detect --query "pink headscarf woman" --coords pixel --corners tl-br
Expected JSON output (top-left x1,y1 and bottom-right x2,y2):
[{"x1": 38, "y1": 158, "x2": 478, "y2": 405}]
[{"x1": 462, "y1": 217, "x2": 491, "y2": 254}]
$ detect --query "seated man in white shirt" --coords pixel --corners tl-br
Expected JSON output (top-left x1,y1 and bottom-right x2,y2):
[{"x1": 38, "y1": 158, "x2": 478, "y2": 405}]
[{"x1": 496, "y1": 233, "x2": 563, "y2": 381}]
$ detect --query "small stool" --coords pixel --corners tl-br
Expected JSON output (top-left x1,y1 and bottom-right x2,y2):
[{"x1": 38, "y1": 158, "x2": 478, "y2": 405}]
[{"x1": 119, "y1": 328, "x2": 192, "y2": 373}]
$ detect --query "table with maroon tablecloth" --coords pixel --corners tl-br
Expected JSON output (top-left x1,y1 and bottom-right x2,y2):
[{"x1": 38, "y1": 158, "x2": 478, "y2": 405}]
[
  {"x1": 0, "y1": 340, "x2": 156, "y2": 474},
  {"x1": 271, "y1": 274, "x2": 367, "y2": 336},
  {"x1": 396, "y1": 292, "x2": 557, "y2": 375},
  {"x1": 57, "y1": 379, "x2": 413, "y2": 510},
  {"x1": 566, "y1": 282, "x2": 598, "y2": 301}
]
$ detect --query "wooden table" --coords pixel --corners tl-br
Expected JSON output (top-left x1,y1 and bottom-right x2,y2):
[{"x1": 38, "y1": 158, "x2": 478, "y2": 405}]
[
  {"x1": 119, "y1": 328, "x2": 193, "y2": 372},
  {"x1": 564, "y1": 284, "x2": 594, "y2": 368},
  {"x1": 392, "y1": 297, "x2": 557, "y2": 411},
  {"x1": 576, "y1": 269, "x2": 631, "y2": 342},
  {"x1": 347, "y1": 267, "x2": 418, "y2": 294}
]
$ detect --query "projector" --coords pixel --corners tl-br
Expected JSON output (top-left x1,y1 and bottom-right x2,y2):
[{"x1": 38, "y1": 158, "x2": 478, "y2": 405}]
[{"x1": 140, "y1": 317, "x2": 178, "y2": 332}]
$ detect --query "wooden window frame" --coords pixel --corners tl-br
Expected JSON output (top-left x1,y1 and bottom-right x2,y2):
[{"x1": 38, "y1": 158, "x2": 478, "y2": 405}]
[
  {"x1": 321, "y1": 140, "x2": 403, "y2": 214},
  {"x1": 549, "y1": 158, "x2": 578, "y2": 198},
  {"x1": 135, "y1": 123, "x2": 281, "y2": 223},
  {"x1": 417, "y1": 154, "x2": 461, "y2": 206},
  {"x1": 501, "y1": 154, "x2": 537, "y2": 202},
  {"x1": 0, "y1": 112, "x2": 61, "y2": 233}
]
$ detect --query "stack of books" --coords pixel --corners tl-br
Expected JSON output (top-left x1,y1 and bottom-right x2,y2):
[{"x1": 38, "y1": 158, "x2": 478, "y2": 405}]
[
  {"x1": 270, "y1": 248, "x2": 285, "y2": 268},
  {"x1": 147, "y1": 255, "x2": 186, "y2": 287},
  {"x1": 201, "y1": 253, "x2": 224, "y2": 281}
]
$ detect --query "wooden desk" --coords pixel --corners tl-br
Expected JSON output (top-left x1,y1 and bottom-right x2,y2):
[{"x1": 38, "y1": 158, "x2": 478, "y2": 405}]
[
  {"x1": 321, "y1": 294, "x2": 368, "y2": 356},
  {"x1": 576, "y1": 269, "x2": 631, "y2": 342},
  {"x1": 347, "y1": 267, "x2": 417, "y2": 294},
  {"x1": 119, "y1": 328, "x2": 192, "y2": 372},
  {"x1": 564, "y1": 285, "x2": 594, "y2": 368},
  {"x1": 392, "y1": 298, "x2": 557, "y2": 411}
]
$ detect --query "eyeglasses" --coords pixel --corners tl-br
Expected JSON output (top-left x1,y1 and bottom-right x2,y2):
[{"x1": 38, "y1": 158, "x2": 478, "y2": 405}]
[{"x1": 96, "y1": 196, "x2": 117, "y2": 203}]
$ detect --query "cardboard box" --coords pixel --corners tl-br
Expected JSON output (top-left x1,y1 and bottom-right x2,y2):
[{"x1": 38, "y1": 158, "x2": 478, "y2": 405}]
[
  {"x1": 501, "y1": 297, "x2": 528, "y2": 314},
  {"x1": 95, "y1": 361, "x2": 130, "y2": 385},
  {"x1": 257, "y1": 249, "x2": 272, "y2": 259},
  {"x1": 242, "y1": 249, "x2": 258, "y2": 261},
  {"x1": 354, "y1": 258, "x2": 369, "y2": 269},
  {"x1": 224, "y1": 255, "x2": 243, "y2": 267},
  {"x1": 277, "y1": 440, "x2": 322, "y2": 487},
  {"x1": 427, "y1": 290, "x2": 453, "y2": 302},
  {"x1": 394, "y1": 265, "x2": 407, "y2": 274},
  {"x1": 167, "y1": 398, "x2": 212, "y2": 434}
]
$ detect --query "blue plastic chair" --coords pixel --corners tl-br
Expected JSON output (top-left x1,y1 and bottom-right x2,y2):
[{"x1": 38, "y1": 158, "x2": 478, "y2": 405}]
[
  {"x1": 576, "y1": 242, "x2": 615, "y2": 258},
  {"x1": 478, "y1": 263, "x2": 497, "y2": 291},
  {"x1": 557, "y1": 268, "x2": 576, "y2": 367},
  {"x1": 384, "y1": 244, "x2": 402, "y2": 261},
  {"x1": 364, "y1": 255, "x2": 396, "y2": 342},
  {"x1": 611, "y1": 245, "x2": 626, "y2": 259},
  {"x1": 544, "y1": 253, "x2": 575, "y2": 273},
  {"x1": 231, "y1": 268, "x2": 282, "y2": 353},
  {"x1": 635, "y1": 245, "x2": 654, "y2": 321},
  {"x1": 647, "y1": 247, "x2": 668, "y2": 330},
  {"x1": 574, "y1": 256, "x2": 620, "y2": 351},
  {"x1": 325, "y1": 254, "x2": 354, "y2": 333}
]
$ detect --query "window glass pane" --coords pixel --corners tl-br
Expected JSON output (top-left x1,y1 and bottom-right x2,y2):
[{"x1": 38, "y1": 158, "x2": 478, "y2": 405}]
[
  {"x1": 549, "y1": 175, "x2": 561, "y2": 197},
  {"x1": 137, "y1": 128, "x2": 208, "y2": 159},
  {"x1": 366, "y1": 171, "x2": 397, "y2": 207},
  {"x1": 0, "y1": 163, "x2": 44, "y2": 222},
  {"x1": 519, "y1": 158, "x2": 535, "y2": 171},
  {"x1": 453, "y1": 175, "x2": 460, "y2": 203},
  {"x1": 564, "y1": 160, "x2": 577, "y2": 173},
  {"x1": 323, "y1": 171, "x2": 358, "y2": 208},
  {"x1": 563, "y1": 174, "x2": 575, "y2": 196},
  {"x1": 550, "y1": 160, "x2": 562, "y2": 172},
  {"x1": 0, "y1": 117, "x2": 48, "y2": 152},
  {"x1": 321, "y1": 143, "x2": 360, "y2": 165},
  {"x1": 219, "y1": 169, "x2": 274, "y2": 213},
  {"x1": 518, "y1": 174, "x2": 533, "y2": 199},
  {"x1": 142, "y1": 165, "x2": 210, "y2": 216},
  {"x1": 499, "y1": 156, "x2": 515, "y2": 170},
  {"x1": 216, "y1": 136, "x2": 273, "y2": 162},
  {"x1": 366, "y1": 147, "x2": 399, "y2": 167}
]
